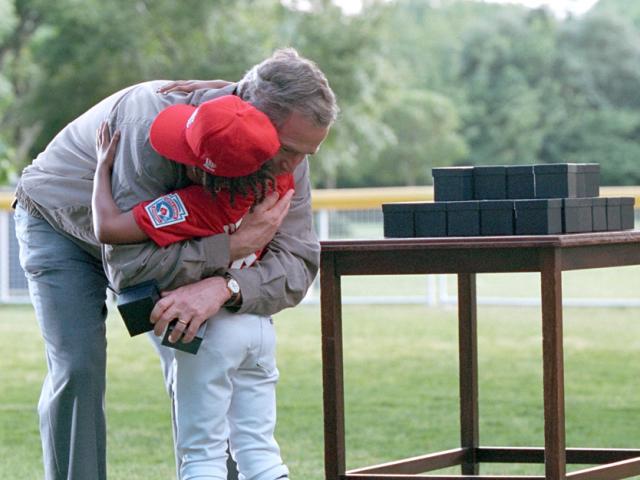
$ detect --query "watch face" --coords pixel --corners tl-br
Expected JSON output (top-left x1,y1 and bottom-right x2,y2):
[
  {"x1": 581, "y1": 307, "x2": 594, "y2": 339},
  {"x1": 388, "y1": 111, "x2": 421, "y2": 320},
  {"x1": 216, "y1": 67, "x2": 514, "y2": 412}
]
[{"x1": 227, "y1": 278, "x2": 240, "y2": 294}]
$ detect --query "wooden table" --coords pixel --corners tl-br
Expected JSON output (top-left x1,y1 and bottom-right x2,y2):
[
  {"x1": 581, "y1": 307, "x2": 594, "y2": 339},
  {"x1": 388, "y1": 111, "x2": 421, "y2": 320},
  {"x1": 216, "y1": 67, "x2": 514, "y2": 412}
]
[{"x1": 320, "y1": 231, "x2": 640, "y2": 480}]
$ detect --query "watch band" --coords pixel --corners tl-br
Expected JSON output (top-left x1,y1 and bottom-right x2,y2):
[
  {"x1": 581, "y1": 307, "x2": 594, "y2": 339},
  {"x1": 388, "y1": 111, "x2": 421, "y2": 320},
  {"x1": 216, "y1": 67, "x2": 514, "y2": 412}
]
[{"x1": 222, "y1": 273, "x2": 241, "y2": 308}]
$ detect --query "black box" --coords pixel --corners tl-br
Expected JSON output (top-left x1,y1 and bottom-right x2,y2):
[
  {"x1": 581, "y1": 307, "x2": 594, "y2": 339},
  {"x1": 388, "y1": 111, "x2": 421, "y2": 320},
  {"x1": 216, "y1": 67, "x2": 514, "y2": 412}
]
[
  {"x1": 534, "y1": 163, "x2": 578, "y2": 198},
  {"x1": 117, "y1": 280, "x2": 160, "y2": 336},
  {"x1": 514, "y1": 199, "x2": 563, "y2": 235},
  {"x1": 161, "y1": 320, "x2": 207, "y2": 355},
  {"x1": 577, "y1": 163, "x2": 600, "y2": 197},
  {"x1": 534, "y1": 163, "x2": 600, "y2": 199},
  {"x1": 474, "y1": 165, "x2": 507, "y2": 200},
  {"x1": 432, "y1": 167, "x2": 474, "y2": 201},
  {"x1": 414, "y1": 202, "x2": 447, "y2": 237},
  {"x1": 480, "y1": 200, "x2": 515, "y2": 236},
  {"x1": 382, "y1": 202, "x2": 415, "y2": 238},
  {"x1": 606, "y1": 197, "x2": 622, "y2": 231},
  {"x1": 621, "y1": 197, "x2": 636, "y2": 230},
  {"x1": 117, "y1": 280, "x2": 207, "y2": 355},
  {"x1": 447, "y1": 201, "x2": 480, "y2": 236},
  {"x1": 563, "y1": 198, "x2": 593, "y2": 233},
  {"x1": 591, "y1": 197, "x2": 607, "y2": 232},
  {"x1": 606, "y1": 197, "x2": 635, "y2": 231},
  {"x1": 506, "y1": 165, "x2": 535, "y2": 199}
]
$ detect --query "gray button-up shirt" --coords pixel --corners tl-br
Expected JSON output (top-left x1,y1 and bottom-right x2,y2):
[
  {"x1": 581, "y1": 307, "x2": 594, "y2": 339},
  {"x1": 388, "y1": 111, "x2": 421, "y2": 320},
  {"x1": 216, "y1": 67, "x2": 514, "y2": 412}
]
[{"x1": 16, "y1": 80, "x2": 319, "y2": 315}]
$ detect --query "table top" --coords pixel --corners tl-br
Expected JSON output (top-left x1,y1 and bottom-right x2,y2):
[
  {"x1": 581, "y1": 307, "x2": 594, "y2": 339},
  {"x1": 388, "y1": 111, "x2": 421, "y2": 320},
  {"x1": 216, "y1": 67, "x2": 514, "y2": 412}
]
[
  {"x1": 321, "y1": 230, "x2": 640, "y2": 252},
  {"x1": 320, "y1": 230, "x2": 640, "y2": 275}
]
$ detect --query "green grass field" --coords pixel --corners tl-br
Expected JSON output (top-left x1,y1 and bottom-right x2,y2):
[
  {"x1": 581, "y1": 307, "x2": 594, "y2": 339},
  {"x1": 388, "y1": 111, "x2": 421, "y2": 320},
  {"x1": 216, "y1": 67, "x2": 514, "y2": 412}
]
[
  {"x1": 337, "y1": 266, "x2": 640, "y2": 300},
  {"x1": 1, "y1": 300, "x2": 639, "y2": 479}
]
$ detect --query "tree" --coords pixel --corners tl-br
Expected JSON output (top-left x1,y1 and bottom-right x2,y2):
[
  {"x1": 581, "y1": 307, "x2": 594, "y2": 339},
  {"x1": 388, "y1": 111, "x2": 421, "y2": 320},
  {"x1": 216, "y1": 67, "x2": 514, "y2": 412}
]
[
  {"x1": 455, "y1": 9, "x2": 560, "y2": 166},
  {"x1": 276, "y1": 0, "x2": 392, "y2": 187},
  {"x1": 342, "y1": 89, "x2": 467, "y2": 187},
  {"x1": 0, "y1": 0, "x2": 47, "y2": 183},
  {"x1": 3, "y1": 0, "x2": 640, "y2": 188},
  {"x1": 555, "y1": 11, "x2": 640, "y2": 110},
  {"x1": 539, "y1": 10, "x2": 640, "y2": 185},
  {"x1": 593, "y1": 0, "x2": 640, "y2": 30},
  {"x1": 0, "y1": 0, "x2": 392, "y2": 188},
  {"x1": 542, "y1": 109, "x2": 640, "y2": 185}
]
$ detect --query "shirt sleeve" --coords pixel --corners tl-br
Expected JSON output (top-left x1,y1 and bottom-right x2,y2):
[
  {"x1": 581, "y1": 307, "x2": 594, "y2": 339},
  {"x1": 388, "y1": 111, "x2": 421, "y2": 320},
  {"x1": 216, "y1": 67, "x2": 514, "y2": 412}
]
[
  {"x1": 229, "y1": 173, "x2": 296, "y2": 269},
  {"x1": 131, "y1": 185, "x2": 251, "y2": 247}
]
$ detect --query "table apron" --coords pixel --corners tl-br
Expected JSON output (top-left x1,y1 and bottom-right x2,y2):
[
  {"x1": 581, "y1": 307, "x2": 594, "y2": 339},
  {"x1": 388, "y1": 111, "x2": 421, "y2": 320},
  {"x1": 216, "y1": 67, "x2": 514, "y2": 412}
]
[
  {"x1": 326, "y1": 248, "x2": 543, "y2": 276},
  {"x1": 324, "y1": 242, "x2": 640, "y2": 276}
]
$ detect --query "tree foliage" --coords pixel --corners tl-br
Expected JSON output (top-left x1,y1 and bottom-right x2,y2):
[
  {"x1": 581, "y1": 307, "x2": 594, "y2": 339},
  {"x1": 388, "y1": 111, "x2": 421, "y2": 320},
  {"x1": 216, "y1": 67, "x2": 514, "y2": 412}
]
[{"x1": 1, "y1": 0, "x2": 639, "y2": 187}]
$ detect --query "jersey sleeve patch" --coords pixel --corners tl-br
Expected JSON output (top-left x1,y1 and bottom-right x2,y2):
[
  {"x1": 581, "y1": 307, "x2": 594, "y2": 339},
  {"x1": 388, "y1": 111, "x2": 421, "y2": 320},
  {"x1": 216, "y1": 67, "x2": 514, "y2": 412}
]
[{"x1": 144, "y1": 193, "x2": 189, "y2": 228}]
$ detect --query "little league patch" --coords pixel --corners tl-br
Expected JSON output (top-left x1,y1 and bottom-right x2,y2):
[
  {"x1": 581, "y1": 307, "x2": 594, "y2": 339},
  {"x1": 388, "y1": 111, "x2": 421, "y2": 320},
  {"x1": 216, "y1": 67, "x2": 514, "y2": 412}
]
[{"x1": 145, "y1": 193, "x2": 189, "y2": 228}]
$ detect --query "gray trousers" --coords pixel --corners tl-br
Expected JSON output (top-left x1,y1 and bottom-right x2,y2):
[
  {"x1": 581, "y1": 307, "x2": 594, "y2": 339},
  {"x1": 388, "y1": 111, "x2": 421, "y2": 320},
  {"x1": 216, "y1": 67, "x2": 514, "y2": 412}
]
[
  {"x1": 14, "y1": 205, "x2": 241, "y2": 480},
  {"x1": 14, "y1": 206, "x2": 108, "y2": 480}
]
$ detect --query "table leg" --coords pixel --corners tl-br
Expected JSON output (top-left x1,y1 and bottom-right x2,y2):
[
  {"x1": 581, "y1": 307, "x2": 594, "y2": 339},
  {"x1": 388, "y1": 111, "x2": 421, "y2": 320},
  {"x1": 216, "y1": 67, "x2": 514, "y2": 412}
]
[
  {"x1": 458, "y1": 273, "x2": 479, "y2": 475},
  {"x1": 540, "y1": 248, "x2": 566, "y2": 480},
  {"x1": 321, "y1": 252, "x2": 346, "y2": 480}
]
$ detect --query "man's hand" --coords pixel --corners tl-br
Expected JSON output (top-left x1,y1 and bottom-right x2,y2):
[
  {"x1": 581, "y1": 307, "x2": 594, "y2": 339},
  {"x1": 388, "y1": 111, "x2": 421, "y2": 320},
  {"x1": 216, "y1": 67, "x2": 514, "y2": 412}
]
[
  {"x1": 229, "y1": 189, "x2": 294, "y2": 261},
  {"x1": 156, "y1": 79, "x2": 232, "y2": 94},
  {"x1": 150, "y1": 276, "x2": 231, "y2": 343}
]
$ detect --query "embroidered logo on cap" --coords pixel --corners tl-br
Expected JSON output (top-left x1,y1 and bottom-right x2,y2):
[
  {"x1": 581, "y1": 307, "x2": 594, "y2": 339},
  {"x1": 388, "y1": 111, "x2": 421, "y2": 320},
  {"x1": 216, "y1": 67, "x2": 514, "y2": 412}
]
[
  {"x1": 145, "y1": 193, "x2": 189, "y2": 228},
  {"x1": 202, "y1": 158, "x2": 217, "y2": 173}
]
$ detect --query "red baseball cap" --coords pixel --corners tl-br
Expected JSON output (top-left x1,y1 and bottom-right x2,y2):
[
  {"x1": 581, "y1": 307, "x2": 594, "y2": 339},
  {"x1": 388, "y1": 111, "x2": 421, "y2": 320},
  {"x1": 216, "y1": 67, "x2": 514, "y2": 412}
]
[{"x1": 149, "y1": 95, "x2": 280, "y2": 177}]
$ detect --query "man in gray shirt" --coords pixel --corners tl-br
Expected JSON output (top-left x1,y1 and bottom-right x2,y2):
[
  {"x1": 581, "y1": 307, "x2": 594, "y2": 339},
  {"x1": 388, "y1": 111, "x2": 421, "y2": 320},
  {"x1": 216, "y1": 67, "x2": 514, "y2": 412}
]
[{"x1": 14, "y1": 48, "x2": 337, "y2": 479}]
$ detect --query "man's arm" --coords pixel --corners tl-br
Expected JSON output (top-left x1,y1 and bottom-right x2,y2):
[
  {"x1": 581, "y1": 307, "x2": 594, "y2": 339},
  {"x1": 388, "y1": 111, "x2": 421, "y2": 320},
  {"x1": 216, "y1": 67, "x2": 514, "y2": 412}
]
[
  {"x1": 103, "y1": 83, "x2": 318, "y2": 337},
  {"x1": 226, "y1": 158, "x2": 320, "y2": 315},
  {"x1": 103, "y1": 122, "x2": 315, "y2": 299},
  {"x1": 101, "y1": 112, "x2": 233, "y2": 291},
  {"x1": 148, "y1": 161, "x2": 317, "y2": 342}
]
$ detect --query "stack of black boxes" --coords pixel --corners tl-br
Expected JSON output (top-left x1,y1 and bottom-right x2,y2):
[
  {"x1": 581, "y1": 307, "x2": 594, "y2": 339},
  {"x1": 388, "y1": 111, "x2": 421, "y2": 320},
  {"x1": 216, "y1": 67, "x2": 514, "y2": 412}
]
[{"x1": 383, "y1": 163, "x2": 636, "y2": 237}]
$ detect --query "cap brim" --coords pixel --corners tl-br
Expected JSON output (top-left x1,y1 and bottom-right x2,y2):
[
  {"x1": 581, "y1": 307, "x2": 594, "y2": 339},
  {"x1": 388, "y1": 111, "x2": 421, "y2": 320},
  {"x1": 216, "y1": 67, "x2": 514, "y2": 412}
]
[{"x1": 149, "y1": 104, "x2": 200, "y2": 166}]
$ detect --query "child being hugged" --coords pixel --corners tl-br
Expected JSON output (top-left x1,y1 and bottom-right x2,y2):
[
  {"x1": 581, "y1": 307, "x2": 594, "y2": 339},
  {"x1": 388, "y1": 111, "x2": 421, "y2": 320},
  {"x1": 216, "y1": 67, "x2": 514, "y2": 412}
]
[{"x1": 91, "y1": 95, "x2": 294, "y2": 480}]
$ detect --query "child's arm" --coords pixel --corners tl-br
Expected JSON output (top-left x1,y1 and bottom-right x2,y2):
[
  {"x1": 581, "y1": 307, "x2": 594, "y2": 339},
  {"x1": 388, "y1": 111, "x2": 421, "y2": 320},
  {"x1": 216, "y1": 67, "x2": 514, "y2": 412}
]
[
  {"x1": 92, "y1": 122, "x2": 149, "y2": 244},
  {"x1": 93, "y1": 120, "x2": 277, "y2": 250},
  {"x1": 92, "y1": 120, "x2": 244, "y2": 248}
]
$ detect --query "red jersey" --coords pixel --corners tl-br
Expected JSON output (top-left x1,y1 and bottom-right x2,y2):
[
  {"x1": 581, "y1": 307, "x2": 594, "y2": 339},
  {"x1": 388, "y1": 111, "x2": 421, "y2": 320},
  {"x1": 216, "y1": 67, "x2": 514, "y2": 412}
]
[{"x1": 132, "y1": 174, "x2": 294, "y2": 268}]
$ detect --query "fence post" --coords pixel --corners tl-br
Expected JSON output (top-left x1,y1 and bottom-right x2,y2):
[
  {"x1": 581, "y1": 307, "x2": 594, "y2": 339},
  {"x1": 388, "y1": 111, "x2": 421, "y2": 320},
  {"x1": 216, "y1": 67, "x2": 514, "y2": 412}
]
[
  {"x1": 317, "y1": 209, "x2": 330, "y2": 240},
  {"x1": 0, "y1": 211, "x2": 10, "y2": 303},
  {"x1": 426, "y1": 275, "x2": 438, "y2": 306}
]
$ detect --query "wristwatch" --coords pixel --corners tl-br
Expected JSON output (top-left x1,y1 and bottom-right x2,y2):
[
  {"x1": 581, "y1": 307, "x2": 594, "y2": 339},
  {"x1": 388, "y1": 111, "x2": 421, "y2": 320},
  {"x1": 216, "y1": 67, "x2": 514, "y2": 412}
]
[{"x1": 222, "y1": 274, "x2": 241, "y2": 308}]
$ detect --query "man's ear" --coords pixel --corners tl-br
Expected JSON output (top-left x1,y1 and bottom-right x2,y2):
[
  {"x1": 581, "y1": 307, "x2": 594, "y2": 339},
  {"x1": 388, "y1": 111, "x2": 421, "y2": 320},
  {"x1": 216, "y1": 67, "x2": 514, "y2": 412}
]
[
  {"x1": 199, "y1": 169, "x2": 208, "y2": 187},
  {"x1": 187, "y1": 165, "x2": 206, "y2": 186}
]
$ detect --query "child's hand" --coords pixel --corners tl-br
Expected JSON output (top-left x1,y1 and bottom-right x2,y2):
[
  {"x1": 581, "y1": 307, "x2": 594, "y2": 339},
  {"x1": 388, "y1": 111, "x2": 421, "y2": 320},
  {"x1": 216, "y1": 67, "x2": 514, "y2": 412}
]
[{"x1": 96, "y1": 121, "x2": 120, "y2": 171}]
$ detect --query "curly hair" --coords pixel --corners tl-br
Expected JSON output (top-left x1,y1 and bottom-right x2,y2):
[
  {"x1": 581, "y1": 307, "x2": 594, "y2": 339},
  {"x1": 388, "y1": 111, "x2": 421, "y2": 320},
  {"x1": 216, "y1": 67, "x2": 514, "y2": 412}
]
[{"x1": 201, "y1": 162, "x2": 277, "y2": 211}]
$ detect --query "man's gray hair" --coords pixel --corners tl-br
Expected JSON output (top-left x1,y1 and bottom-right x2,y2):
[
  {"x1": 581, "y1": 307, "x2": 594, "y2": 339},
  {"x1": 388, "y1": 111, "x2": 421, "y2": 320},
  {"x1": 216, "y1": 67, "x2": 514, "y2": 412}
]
[{"x1": 237, "y1": 48, "x2": 338, "y2": 128}]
